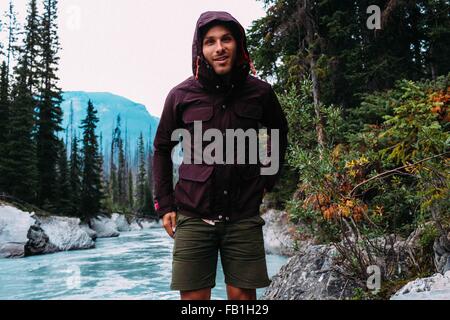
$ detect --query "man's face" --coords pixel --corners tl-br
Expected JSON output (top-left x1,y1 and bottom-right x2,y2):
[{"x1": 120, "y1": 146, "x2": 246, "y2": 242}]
[{"x1": 202, "y1": 25, "x2": 237, "y2": 76}]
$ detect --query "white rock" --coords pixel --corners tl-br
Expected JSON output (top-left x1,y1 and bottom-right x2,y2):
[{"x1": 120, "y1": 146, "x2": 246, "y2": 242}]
[
  {"x1": 0, "y1": 205, "x2": 36, "y2": 257},
  {"x1": 111, "y1": 213, "x2": 131, "y2": 232},
  {"x1": 39, "y1": 216, "x2": 95, "y2": 251},
  {"x1": 0, "y1": 205, "x2": 96, "y2": 258},
  {"x1": 261, "y1": 244, "x2": 356, "y2": 300},
  {"x1": 80, "y1": 223, "x2": 97, "y2": 240},
  {"x1": 262, "y1": 209, "x2": 296, "y2": 257},
  {"x1": 391, "y1": 272, "x2": 450, "y2": 300},
  {"x1": 90, "y1": 215, "x2": 120, "y2": 238},
  {"x1": 139, "y1": 219, "x2": 160, "y2": 229},
  {"x1": 0, "y1": 243, "x2": 25, "y2": 258},
  {"x1": 129, "y1": 221, "x2": 143, "y2": 231},
  {"x1": 0, "y1": 205, "x2": 35, "y2": 244}
]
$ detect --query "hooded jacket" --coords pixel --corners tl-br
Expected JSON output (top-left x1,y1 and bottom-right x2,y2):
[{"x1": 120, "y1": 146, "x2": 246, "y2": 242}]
[{"x1": 152, "y1": 11, "x2": 289, "y2": 222}]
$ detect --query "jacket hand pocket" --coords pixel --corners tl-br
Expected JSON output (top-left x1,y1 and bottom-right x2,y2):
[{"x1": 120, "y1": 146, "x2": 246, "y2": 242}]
[
  {"x1": 174, "y1": 163, "x2": 215, "y2": 215},
  {"x1": 235, "y1": 164, "x2": 264, "y2": 212}
]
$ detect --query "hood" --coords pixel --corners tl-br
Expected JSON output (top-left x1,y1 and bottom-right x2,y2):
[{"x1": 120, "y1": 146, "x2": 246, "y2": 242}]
[{"x1": 192, "y1": 11, "x2": 256, "y2": 92}]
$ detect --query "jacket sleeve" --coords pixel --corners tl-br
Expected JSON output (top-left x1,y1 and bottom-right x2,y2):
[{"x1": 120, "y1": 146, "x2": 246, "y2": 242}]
[
  {"x1": 260, "y1": 85, "x2": 289, "y2": 192},
  {"x1": 152, "y1": 90, "x2": 180, "y2": 218}
]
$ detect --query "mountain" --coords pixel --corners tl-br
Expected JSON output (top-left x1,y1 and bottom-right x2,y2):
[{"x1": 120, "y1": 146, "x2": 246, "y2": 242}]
[{"x1": 60, "y1": 91, "x2": 160, "y2": 157}]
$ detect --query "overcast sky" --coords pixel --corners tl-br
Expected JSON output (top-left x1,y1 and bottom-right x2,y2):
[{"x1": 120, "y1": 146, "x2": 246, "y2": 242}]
[{"x1": 3, "y1": 0, "x2": 266, "y2": 117}]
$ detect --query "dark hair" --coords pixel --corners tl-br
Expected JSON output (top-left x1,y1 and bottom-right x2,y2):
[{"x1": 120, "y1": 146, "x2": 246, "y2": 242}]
[{"x1": 199, "y1": 20, "x2": 242, "y2": 44}]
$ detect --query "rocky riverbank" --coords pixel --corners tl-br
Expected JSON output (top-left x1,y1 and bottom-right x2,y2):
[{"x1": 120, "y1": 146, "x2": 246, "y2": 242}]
[
  {"x1": 260, "y1": 209, "x2": 356, "y2": 300},
  {"x1": 261, "y1": 209, "x2": 298, "y2": 257},
  {"x1": 391, "y1": 271, "x2": 450, "y2": 300},
  {"x1": 0, "y1": 203, "x2": 160, "y2": 258},
  {"x1": 260, "y1": 209, "x2": 450, "y2": 300},
  {"x1": 2, "y1": 203, "x2": 448, "y2": 299}
]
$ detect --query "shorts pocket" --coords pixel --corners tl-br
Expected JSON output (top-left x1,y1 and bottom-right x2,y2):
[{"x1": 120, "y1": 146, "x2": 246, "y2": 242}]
[
  {"x1": 234, "y1": 215, "x2": 266, "y2": 230},
  {"x1": 256, "y1": 215, "x2": 266, "y2": 226},
  {"x1": 175, "y1": 212, "x2": 191, "y2": 228},
  {"x1": 250, "y1": 214, "x2": 266, "y2": 227}
]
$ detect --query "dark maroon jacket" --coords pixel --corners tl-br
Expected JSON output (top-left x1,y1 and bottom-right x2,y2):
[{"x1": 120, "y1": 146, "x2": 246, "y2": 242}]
[{"x1": 152, "y1": 11, "x2": 288, "y2": 222}]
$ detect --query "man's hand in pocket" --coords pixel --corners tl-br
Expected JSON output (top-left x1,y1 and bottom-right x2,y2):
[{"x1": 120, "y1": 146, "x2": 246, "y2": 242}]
[{"x1": 162, "y1": 211, "x2": 177, "y2": 238}]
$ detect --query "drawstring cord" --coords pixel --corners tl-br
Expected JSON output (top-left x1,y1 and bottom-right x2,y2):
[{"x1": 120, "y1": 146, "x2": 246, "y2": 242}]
[
  {"x1": 249, "y1": 59, "x2": 257, "y2": 76},
  {"x1": 195, "y1": 56, "x2": 200, "y2": 80},
  {"x1": 242, "y1": 45, "x2": 257, "y2": 76}
]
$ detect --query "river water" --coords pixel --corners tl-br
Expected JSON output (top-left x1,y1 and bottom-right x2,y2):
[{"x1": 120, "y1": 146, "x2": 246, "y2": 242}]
[{"x1": 0, "y1": 227, "x2": 288, "y2": 300}]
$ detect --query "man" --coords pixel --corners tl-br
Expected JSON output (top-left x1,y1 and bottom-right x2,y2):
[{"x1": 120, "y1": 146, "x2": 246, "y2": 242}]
[{"x1": 153, "y1": 11, "x2": 288, "y2": 300}]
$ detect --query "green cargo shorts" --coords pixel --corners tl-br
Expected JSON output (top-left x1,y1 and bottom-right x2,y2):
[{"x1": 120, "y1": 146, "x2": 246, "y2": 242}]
[{"x1": 170, "y1": 213, "x2": 272, "y2": 291}]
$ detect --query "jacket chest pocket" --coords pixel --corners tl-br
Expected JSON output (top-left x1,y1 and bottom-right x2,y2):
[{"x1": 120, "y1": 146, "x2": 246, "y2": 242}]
[
  {"x1": 232, "y1": 103, "x2": 263, "y2": 130},
  {"x1": 182, "y1": 105, "x2": 214, "y2": 132}
]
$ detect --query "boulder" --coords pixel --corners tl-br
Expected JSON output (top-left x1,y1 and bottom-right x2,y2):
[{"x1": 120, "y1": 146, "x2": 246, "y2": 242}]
[
  {"x1": 129, "y1": 219, "x2": 143, "y2": 231},
  {"x1": 90, "y1": 215, "x2": 120, "y2": 238},
  {"x1": 0, "y1": 243, "x2": 26, "y2": 258},
  {"x1": 139, "y1": 218, "x2": 160, "y2": 229},
  {"x1": 25, "y1": 223, "x2": 58, "y2": 256},
  {"x1": 80, "y1": 223, "x2": 97, "y2": 240},
  {"x1": 391, "y1": 271, "x2": 450, "y2": 300},
  {"x1": 434, "y1": 231, "x2": 450, "y2": 274},
  {"x1": 111, "y1": 213, "x2": 131, "y2": 232},
  {"x1": 261, "y1": 244, "x2": 356, "y2": 300},
  {"x1": 0, "y1": 205, "x2": 36, "y2": 258},
  {"x1": 1, "y1": 204, "x2": 95, "y2": 258},
  {"x1": 261, "y1": 227, "x2": 438, "y2": 300},
  {"x1": 38, "y1": 216, "x2": 95, "y2": 251},
  {"x1": 262, "y1": 209, "x2": 296, "y2": 257}
]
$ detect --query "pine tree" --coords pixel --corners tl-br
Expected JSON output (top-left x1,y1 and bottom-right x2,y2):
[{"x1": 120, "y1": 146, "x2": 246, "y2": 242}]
[
  {"x1": 110, "y1": 159, "x2": 118, "y2": 206},
  {"x1": 116, "y1": 120, "x2": 127, "y2": 208},
  {"x1": 0, "y1": 62, "x2": 9, "y2": 191},
  {"x1": 128, "y1": 168, "x2": 134, "y2": 210},
  {"x1": 22, "y1": 0, "x2": 41, "y2": 96},
  {"x1": 65, "y1": 100, "x2": 74, "y2": 151},
  {"x1": 247, "y1": 0, "x2": 450, "y2": 110},
  {"x1": 136, "y1": 132, "x2": 146, "y2": 210},
  {"x1": 420, "y1": 0, "x2": 450, "y2": 79},
  {"x1": 69, "y1": 133, "x2": 82, "y2": 216},
  {"x1": 98, "y1": 132, "x2": 108, "y2": 212},
  {"x1": 3, "y1": 63, "x2": 37, "y2": 202},
  {"x1": 117, "y1": 136, "x2": 126, "y2": 208},
  {"x1": 109, "y1": 122, "x2": 118, "y2": 207},
  {"x1": 110, "y1": 114, "x2": 128, "y2": 210},
  {"x1": 0, "y1": 17, "x2": 3, "y2": 56},
  {"x1": 144, "y1": 132, "x2": 155, "y2": 217},
  {"x1": 143, "y1": 179, "x2": 155, "y2": 217},
  {"x1": 0, "y1": 0, "x2": 41, "y2": 202},
  {"x1": 4, "y1": 0, "x2": 19, "y2": 76},
  {"x1": 301, "y1": 0, "x2": 326, "y2": 151},
  {"x1": 36, "y1": 0, "x2": 63, "y2": 209},
  {"x1": 56, "y1": 138, "x2": 71, "y2": 215},
  {"x1": 80, "y1": 100, "x2": 103, "y2": 218}
]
